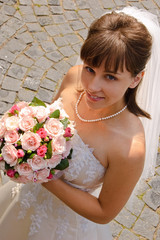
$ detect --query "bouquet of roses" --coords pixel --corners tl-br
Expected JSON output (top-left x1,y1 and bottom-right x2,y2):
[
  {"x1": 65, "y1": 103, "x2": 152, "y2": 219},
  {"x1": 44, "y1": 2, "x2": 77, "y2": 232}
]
[{"x1": 0, "y1": 97, "x2": 74, "y2": 183}]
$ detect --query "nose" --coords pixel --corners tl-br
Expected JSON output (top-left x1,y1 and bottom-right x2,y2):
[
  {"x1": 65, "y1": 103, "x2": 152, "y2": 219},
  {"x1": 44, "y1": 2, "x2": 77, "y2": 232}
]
[{"x1": 88, "y1": 76, "x2": 101, "y2": 92}]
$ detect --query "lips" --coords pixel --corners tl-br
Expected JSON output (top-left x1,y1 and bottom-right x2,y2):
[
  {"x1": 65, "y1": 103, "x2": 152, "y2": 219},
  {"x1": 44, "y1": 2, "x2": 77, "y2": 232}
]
[{"x1": 86, "y1": 91, "x2": 104, "y2": 102}]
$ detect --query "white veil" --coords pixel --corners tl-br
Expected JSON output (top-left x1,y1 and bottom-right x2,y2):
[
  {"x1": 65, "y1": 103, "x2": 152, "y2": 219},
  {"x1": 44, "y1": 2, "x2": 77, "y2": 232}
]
[{"x1": 118, "y1": 7, "x2": 160, "y2": 180}]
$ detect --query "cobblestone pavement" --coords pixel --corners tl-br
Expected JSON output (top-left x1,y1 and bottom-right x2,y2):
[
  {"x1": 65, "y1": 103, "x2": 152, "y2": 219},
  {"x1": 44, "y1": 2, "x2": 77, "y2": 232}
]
[{"x1": 0, "y1": 0, "x2": 160, "y2": 239}]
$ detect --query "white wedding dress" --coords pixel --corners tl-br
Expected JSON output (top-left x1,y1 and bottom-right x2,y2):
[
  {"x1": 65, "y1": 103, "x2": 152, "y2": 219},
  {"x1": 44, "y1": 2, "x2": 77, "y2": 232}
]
[{"x1": 0, "y1": 98, "x2": 112, "y2": 240}]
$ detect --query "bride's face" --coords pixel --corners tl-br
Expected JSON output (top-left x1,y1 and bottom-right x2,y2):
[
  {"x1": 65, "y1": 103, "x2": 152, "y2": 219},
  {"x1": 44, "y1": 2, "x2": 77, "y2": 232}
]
[{"x1": 81, "y1": 61, "x2": 139, "y2": 112}]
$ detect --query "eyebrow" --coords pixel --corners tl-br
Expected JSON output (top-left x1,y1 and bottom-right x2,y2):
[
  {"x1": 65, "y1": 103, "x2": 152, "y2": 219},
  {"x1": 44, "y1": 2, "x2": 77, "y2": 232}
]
[{"x1": 105, "y1": 71, "x2": 121, "y2": 75}]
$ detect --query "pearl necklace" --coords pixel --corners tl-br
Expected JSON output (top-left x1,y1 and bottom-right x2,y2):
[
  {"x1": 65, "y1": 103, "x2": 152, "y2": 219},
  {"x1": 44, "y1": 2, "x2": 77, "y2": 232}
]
[{"x1": 75, "y1": 91, "x2": 127, "y2": 123}]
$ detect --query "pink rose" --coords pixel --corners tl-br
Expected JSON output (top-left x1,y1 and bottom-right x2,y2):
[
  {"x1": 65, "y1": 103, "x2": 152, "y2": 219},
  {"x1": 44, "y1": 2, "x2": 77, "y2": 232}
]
[
  {"x1": 52, "y1": 135, "x2": 66, "y2": 155},
  {"x1": 27, "y1": 155, "x2": 47, "y2": 171},
  {"x1": 5, "y1": 116, "x2": 19, "y2": 130},
  {"x1": 47, "y1": 154, "x2": 61, "y2": 168},
  {"x1": 7, "y1": 169, "x2": 16, "y2": 178},
  {"x1": 16, "y1": 162, "x2": 33, "y2": 179},
  {"x1": 17, "y1": 149, "x2": 25, "y2": 158},
  {"x1": 4, "y1": 130, "x2": 20, "y2": 144},
  {"x1": 21, "y1": 132, "x2": 41, "y2": 151},
  {"x1": 0, "y1": 121, "x2": 6, "y2": 138},
  {"x1": 36, "y1": 128, "x2": 47, "y2": 139},
  {"x1": 19, "y1": 106, "x2": 35, "y2": 118},
  {"x1": 36, "y1": 168, "x2": 50, "y2": 182},
  {"x1": 49, "y1": 99, "x2": 68, "y2": 119},
  {"x1": 1, "y1": 144, "x2": 18, "y2": 166},
  {"x1": 63, "y1": 141, "x2": 72, "y2": 158},
  {"x1": 64, "y1": 127, "x2": 72, "y2": 137},
  {"x1": 32, "y1": 106, "x2": 49, "y2": 123},
  {"x1": 17, "y1": 101, "x2": 29, "y2": 110},
  {"x1": 9, "y1": 104, "x2": 20, "y2": 115},
  {"x1": 44, "y1": 118, "x2": 64, "y2": 138},
  {"x1": 19, "y1": 116, "x2": 37, "y2": 131},
  {"x1": 37, "y1": 145, "x2": 47, "y2": 157}
]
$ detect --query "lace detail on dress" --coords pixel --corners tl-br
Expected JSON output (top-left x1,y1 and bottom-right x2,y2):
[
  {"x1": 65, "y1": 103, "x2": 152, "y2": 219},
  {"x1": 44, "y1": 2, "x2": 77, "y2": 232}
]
[{"x1": 11, "y1": 183, "x2": 23, "y2": 198}]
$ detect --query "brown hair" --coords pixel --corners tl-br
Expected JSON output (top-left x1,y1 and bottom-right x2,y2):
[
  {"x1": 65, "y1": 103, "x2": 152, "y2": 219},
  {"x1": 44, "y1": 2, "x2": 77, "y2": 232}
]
[{"x1": 80, "y1": 11, "x2": 152, "y2": 118}]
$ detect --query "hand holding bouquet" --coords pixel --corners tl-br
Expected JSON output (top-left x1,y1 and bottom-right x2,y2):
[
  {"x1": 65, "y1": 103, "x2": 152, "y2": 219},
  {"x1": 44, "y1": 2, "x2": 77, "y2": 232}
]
[{"x1": 0, "y1": 97, "x2": 74, "y2": 183}]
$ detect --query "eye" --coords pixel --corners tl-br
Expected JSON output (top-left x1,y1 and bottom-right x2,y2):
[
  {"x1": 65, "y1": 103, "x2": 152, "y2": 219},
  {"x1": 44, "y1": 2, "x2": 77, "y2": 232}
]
[
  {"x1": 105, "y1": 74, "x2": 117, "y2": 81},
  {"x1": 85, "y1": 66, "x2": 95, "y2": 73}
]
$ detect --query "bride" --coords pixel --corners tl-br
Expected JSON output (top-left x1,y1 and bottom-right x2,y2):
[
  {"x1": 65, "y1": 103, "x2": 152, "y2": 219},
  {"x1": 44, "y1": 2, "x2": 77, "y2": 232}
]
[{"x1": 0, "y1": 7, "x2": 160, "y2": 240}]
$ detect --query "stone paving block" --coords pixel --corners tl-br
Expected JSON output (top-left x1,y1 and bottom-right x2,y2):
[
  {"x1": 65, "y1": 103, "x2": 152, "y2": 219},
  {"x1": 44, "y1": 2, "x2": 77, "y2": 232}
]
[
  {"x1": 53, "y1": 36, "x2": 69, "y2": 47},
  {"x1": 38, "y1": 16, "x2": 53, "y2": 26},
  {"x1": 5, "y1": 39, "x2": 26, "y2": 53},
  {"x1": 19, "y1": 5, "x2": 34, "y2": 15},
  {"x1": 23, "y1": 14, "x2": 37, "y2": 23},
  {"x1": 34, "y1": 6, "x2": 50, "y2": 16},
  {"x1": 75, "y1": 0, "x2": 90, "y2": 9},
  {"x1": 143, "y1": 189, "x2": 160, "y2": 210},
  {"x1": 119, "y1": 229, "x2": 139, "y2": 240},
  {"x1": 156, "y1": 227, "x2": 160, "y2": 240},
  {"x1": 72, "y1": 43, "x2": 82, "y2": 54},
  {"x1": 0, "y1": 89, "x2": 16, "y2": 103},
  {"x1": 148, "y1": 175, "x2": 160, "y2": 193},
  {"x1": 33, "y1": 32, "x2": 49, "y2": 41},
  {"x1": 125, "y1": 195, "x2": 145, "y2": 217},
  {"x1": 141, "y1": 0, "x2": 157, "y2": 9},
  {"x1": 41, "y1": 41, "x2": 57, "y2": 52},
  {"x1": 156, "y1": 153, "x2": 160, "y2": 166},
  {"x1": 115, "y1": 208, "x2": 137, "y2": 228},
  {"x1": 7, "y1": 63, "x2": 27, "y2": 79},
  {"x1": 64, "y1": 34, "x2": 81, "y2": 45},
  {"x1": 140, "y1": 206, "x2": 159, "y2": 227},
  {"x1": 48, "y1": 0, "x2": 60, "y2": 5},
  {"x1": 156, "y1": 166, "x2": 160, "y2": 175},
  {"x1": 1, "y1": 24, "x2": 17, "y2": 38},
  {"x1": 133, "y1": 218, "x2": 155, "y2": 240},
  {"x1": 52, "y1": 15, "x2": 66, "y2": 23},
  {"x1": 0, "y1": 14, "x2": 10, "y2": 26},
  {"x1": 19, "y1": 0, "x2": 32, "y2": 5},
  {"x1": 53, "y1": 60, "x2": 71, "y2": 74},
  {"x1": 0, "y1": 60, "x2": 11, "y2": 74},
  {"x1": 25, "y1": 44, "x2": 44, "y2": 60},
  {"x1": 15, "y1": 55, "x2": 34, "y2": 68},
  {"x1": 17, "y1": 32, "x2": 34, "y2": 44},
  {"x1": 83, "y1": 17, "x2": 94, "y2": 27},
  {"x1": 1, "y1": 5, "x2": 16, "y2": 16},
  {"x1": 154, "y1": 0, "x2": 160, "y2": 8},
  {"x1": 78, "y1": 29, "x2": 88, "y2": 40},
  {"x1": 18, "y1": 88, "x2": 35, "y2": 102},
  {"x1": 37, "y1": 87, "x2": 54, "y2": 103},
  {"x1": 135, "y1": 178, "x2": 150, "y2": 196},
  {"x1": 33, "y1": 0, "x2": 48, "y2": 4},
  {"x1": 2, "y1": 76, "x2": 21, "y2": 91},
  {"x1": 59, "y1": 46, "x2": 75, "y2": 57},
  {"x1": 58, "y1": 23, "x2": 73, "y2": 34},
  {"x1": 27, "y1": 66, "x2": 45, "y2": 79},
  {"x1": 101, "y1": 0, "x2": 116, "y2": 9},
  {"x1": 0, "y1": 48, "x2": 16, "y2": 63},
  {"x1": 90, "y1": 8, "x2": 107, "y2": 19},
  {"x1": 46, "y1": 50, "x2": 63, "y2": 62},
  {"x1": 40, "y1": 78, "x2": 57, "y2": 90},
  {"x1": 109, "y1": 220, "x2": 123, "y2": 237},
  {"x1": 70, "y1": 20, "x2": 85, "y2": 31},
  {"x1": 45, "y1": 25, "x2": 61, "y2": 36},
  {"x1": 77, "y1": 10, "x2": 92, "y2": 19},
  {"x1": 114, "y1": 0, "x2": 127, "y2": 7},
  {"x1": 50, "y1": 6, "x2": 63, "y2": 15},
  {"x1": 66, "y1": 55, "x2": 78, "y2": 66},
  {"x1": 0, "y1": 101, "x2": 11, "y2": 114},
  {"x1": 63, "y1": 0, "x2": 77, "y2": 10},
  {"x1": 26, "y1": 23, "x2": 42, "y2": 32},
  {"x1": 35, "y1": 56, "x2": 53, "y2": 70},
  {"x1": 64, "y1": 11, "x2": 79, "y2": 21},
  {"x1": 7, "y1": 17, "x2": 24, "y2": 31},
  {"x1": 46, "y1": 68, "x2": 63, "y2": 82},
  {"x1": 23, "y1": 76, "x2": 41, "y2": 91}
]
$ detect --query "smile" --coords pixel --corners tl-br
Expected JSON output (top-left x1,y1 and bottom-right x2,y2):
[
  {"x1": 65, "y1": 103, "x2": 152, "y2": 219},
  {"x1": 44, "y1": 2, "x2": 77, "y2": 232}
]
[{"x1": 86, "y1": 91, "x2": 104, "y2": 102}]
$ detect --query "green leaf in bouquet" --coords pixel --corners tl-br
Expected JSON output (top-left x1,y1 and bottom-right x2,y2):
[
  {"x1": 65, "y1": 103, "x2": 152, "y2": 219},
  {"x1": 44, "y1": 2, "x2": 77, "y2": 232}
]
[
  {"x1": 5, "y1": 162, "x2": 13, "y2": 170},
  {"x1": 46, "y1": 140, "x2": 52, "y2": 159},
  {"x1": 18, "y1": 158, "x2": 23, "y2": 164},
  {"x1": 60, "y1": 118, "x2": 70, "y2": 129},
  {"x1": 55, "y1": 158, "x2": 69, "y2": 170},
  {"x1": 50, "y1": 169, "x2": 55, "y2": 175},
  {"x1": 67, "y1": 148, "x2": 73, "y2": 160},
  {"x1": 29, "y1": 153, "x2": 36, "y2": 159},
  {"x1": 49, "y1": 109, "x2": 60, "y2": 119},
  {"x1": 29, "y1": 97, "x2": 47, "y2": 107},
  {"x1": 14, "y1": 172, "x2": 19, "y2": 178},
  {"x1": 33, "y1": 122, "x2": 44, "y2": 133}
]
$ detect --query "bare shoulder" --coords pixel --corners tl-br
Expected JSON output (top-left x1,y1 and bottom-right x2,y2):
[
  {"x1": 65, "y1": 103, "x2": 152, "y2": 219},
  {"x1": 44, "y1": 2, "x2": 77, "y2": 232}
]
[{"x1": 108, "y1": 114, "x2": 145, "y2": 172}]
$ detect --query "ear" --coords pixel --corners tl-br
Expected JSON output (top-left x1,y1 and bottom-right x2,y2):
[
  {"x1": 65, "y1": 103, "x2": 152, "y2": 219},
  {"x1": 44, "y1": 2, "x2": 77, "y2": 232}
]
[{"x1": 129, "y1": 71, "x2": 144, "y2": 89}]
